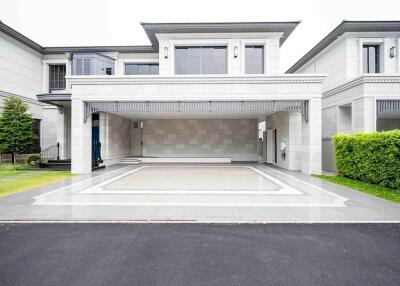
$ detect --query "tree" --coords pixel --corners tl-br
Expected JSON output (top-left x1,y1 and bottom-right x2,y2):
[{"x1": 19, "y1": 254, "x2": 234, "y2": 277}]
[{"x1": 0, "y1": 96, "x2": 37, "y2": 164}]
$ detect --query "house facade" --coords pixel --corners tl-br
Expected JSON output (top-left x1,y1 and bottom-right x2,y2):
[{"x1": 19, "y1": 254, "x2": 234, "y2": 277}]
[
  {"x1": 287, "y1": 21, "x2": 400, "y2": 172},
  {"x1": 0, "y1": 21, "x2": 325, "y2": 174}
]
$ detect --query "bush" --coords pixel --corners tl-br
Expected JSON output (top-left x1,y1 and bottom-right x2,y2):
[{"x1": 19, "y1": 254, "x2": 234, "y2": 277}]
[
  {"x1": 0, "y1": 163, "x2": 30, "y2": 171},
  {"x1": 333, "y1": 130, "x2": 400, "y2": 190},
  {"x1": 27, "y1": 155, "x2": 40, "y2": 165}
]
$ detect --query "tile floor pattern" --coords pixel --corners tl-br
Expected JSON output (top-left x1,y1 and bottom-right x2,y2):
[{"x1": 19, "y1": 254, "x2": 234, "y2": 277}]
[{"x1": 0, "y1": 164, "x2": 400, "y2": 223}]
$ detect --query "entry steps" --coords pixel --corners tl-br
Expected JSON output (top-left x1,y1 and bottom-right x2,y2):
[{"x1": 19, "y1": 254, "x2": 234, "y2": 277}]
[{"x1": 118, "y1": 157, "x2": 231, "y2": 164}]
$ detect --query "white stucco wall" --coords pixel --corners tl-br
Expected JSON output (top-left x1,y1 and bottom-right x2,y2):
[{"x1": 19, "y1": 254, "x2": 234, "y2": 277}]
[
  {"x1": 157, "y1": 33, "x2": 281, "y2": 76},
  {"x1": 142, "y1": 119, "x2": 258, "y2": 161},
  {"x1": 0, "y1": 31, "x2": 43, "y2": 99},
  {"x1": 297, "y1": 38, "x2": 347, "y2": 92},
  {"x1": 41, "y1": 106, "x2": 58, "y2": 148}
]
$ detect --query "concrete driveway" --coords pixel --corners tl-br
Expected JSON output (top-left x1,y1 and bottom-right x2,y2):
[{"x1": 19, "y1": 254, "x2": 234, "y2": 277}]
[
  {"x1": 0, "y1": 163, "x2": 399, "y2": 222},
  {"x1": 0, "y1": 223, "x2": 399, "y2": 286}
]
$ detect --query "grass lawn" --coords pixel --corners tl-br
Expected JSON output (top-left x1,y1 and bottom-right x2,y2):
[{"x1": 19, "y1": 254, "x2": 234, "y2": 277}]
[
  {"x1": 0, "y1": 164, "x2": 74, "y2": 197},
  {"x1": 315, "y1": 175, "x2": 400, "y2": 204}
]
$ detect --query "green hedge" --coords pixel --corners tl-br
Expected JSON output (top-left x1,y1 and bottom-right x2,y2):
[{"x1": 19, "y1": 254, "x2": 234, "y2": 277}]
[{"x1": 333, "y1": 130, "x2": 400, "y2": 190}]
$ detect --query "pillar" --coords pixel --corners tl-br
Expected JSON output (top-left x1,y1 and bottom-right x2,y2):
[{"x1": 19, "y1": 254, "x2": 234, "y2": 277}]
[{"x1": 71, "y1": 99, "x2": 92, "y2": 173}]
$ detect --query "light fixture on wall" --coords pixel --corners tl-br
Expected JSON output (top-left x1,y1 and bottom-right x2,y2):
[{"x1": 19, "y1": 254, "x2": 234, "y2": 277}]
[
  {"x1": 390, "y1": 46, "x2": 397, "y2": 58},
  {"x1": 164, "y1": 47, "x2": 169, "y2": 59},
  {"x1": 234, "y1": 46, "x2": 238, "y2": 58}
]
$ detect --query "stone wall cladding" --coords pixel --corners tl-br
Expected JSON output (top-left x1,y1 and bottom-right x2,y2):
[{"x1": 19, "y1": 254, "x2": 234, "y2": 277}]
[
  {"x1": 107, "y1": 113, "x2": 131, "y2": 159},
  {"x1": 143, "y1": 119, "x2": 258, "y2": 161}
]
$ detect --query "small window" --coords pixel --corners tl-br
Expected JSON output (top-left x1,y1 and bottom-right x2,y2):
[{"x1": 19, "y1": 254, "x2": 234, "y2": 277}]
[
  {"x1": 105, "y1": 68, "x2": 112, "y2": 75},
  {"x1": 245, "y1": 45, "x2": 264, "y2": 74},
  {"x1": 49, "y1": 64, "x2": 66, "y2": 91},
  {"x1": 125, "y1": 64, "x2": 159, "y2": 75},
  {"x1": 363, "y1": 45, "x2": 380, "y2": 73}
]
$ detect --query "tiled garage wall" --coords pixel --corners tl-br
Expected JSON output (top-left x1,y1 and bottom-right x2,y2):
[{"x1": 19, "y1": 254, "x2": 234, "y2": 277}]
[
  {"x1": 143, "y1": 119, "x2": 258, "y2": 161},
  {"x1": 101, "y1": 113, "x2": 131, "y2": 165}
]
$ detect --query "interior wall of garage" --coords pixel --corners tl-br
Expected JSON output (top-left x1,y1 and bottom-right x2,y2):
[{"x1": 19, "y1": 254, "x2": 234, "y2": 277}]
[
  {"x1": 100, "y1": 113, "x2": 131, "y2": 166},
  {"x1": 142, "y1": 119, "x2": 258, "y2": 161},
  {"x1": 377, "y1": 119, "x2": 400, "y2": 131},
  {"x1": 265, "y1": 111, "x2": 302, "y2": 171}
]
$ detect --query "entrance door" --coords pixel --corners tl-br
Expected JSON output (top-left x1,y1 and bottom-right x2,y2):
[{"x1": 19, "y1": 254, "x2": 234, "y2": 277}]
[
  {"x1": 273, "y1": 129, "x2": 277, "y2": 163},
  {"x1": 131, "y1": 121, "x2": 143, "y2": 156},
  {"x1": 92, "y1": 114, "x2": 102, "y2": 167}
]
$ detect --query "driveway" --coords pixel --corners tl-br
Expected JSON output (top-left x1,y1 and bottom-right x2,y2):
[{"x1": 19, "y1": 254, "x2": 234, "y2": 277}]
[
  {"x1": 0, "y1": 223, "x2": 399, "y2": 286},
  {"x1": 0, "y1": 164, "x2": 399, "y2": 222}
]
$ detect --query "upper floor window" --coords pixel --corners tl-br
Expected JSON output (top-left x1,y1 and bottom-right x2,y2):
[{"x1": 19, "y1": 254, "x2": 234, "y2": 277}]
[
  {"x1": 125, "y1": 63, "x2": 159, "y2": 75},
  {"x1": 245, "y1": 45, "x2": 264, "y2": 74},
  {"x1": 49, "y1": 64, "x2": 66, "y2": 91},
  {"x1": 363, "y1": 45, "x2": 380, "y2": 73},
  {"x1": 175, "y1": 46, "x2": 227, "y2": 75},
  {"x1": 74, "y1": 58, "x2": 91, "y2": 75}
]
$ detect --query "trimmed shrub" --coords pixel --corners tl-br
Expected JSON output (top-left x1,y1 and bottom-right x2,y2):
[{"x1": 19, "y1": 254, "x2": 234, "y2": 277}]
[
  {"x1": 333, "y1": 130, "x2": 400, "y2": 190},
  {"x1": 27, "y1": 155, "x2": 40, "y2": 165}
]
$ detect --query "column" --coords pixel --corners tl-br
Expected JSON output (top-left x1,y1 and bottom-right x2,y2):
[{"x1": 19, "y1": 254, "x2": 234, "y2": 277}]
[
  {"x1": 56, "y1": 107, "x2": 65, "y2": 159},
  {"x1": 353, "y1": 97, "x2": 376, "y2": 133},
  {"x1": 301, "y1": 98, "x2": 322, "y2": 175},
  {"x1": 71, "y1": 99, "x2": 92, "y2": 173}
]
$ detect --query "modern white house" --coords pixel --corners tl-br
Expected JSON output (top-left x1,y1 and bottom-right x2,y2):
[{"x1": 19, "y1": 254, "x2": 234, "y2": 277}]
[
  {"x1": 287, "y1": 21, "x2": 400, "y2": 172},
  {"x1": 0, "y1": 20, "x2": 327, "y2": 174}
]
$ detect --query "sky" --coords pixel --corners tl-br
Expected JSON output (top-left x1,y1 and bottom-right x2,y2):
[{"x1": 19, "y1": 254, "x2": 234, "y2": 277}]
[{"x1": 1, "y1": 0, "x2": 400, "y2": 72}]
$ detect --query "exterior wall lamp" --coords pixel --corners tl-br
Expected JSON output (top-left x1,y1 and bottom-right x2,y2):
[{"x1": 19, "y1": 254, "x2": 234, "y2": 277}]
[
  {"x1": 234, "y1": 46, "x2": 238, "y2": 58},
  {"x1": 164, "y1": 47, "x2": 169, "y2": 59},
  {"x1": 390, "y1": 46, "x2": 397, "y2": 58}
]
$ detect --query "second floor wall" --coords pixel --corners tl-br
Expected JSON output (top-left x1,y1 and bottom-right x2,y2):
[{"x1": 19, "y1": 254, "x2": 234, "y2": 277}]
[
  {"x1": 0, "y1": 31, "x2": 43, "y2": 99},
  {"x1": 296, "y1": 32, "x2": 400, "y2": 91}
]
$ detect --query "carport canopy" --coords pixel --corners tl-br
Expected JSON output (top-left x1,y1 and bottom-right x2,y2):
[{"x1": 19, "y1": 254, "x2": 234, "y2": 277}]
[{"x1": 83, "y1": 100, "x2": 309, "y2": 123}]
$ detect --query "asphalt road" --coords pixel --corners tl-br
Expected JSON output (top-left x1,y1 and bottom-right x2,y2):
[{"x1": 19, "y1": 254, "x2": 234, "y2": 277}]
[{"x1": 0, "y1": 223, "x2": 399, "y2": 286}]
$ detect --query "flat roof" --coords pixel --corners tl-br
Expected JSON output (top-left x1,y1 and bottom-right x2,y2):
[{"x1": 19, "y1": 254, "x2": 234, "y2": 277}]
[
  {"x1": 286, "y1": 20, "x2": 400, "y2": 73},
  {"x1": 0, "y1": 20, "x2": 300, "y2": 54},
  {"x1": 141, "y1": 21, "x2": 300, "y2": 48}
]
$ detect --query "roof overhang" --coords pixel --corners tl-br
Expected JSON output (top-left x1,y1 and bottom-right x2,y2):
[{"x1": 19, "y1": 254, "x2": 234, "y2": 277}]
[
  {"x1": 287, "y1": 21, "x2": 400, "y2": 73},
  {"x1": 37, "y1": 93, "x2": 71, "y2": 107},
  {"x1": 141, "y1": 21, "x2": 300, "y2": 49},
  {"x1": 0, "y1": 20, "x2": 43, "y2": 53}
]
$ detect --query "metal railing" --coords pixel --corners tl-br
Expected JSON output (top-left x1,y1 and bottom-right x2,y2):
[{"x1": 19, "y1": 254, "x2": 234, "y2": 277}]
[{"x1": 40, "y1": 142, "x2": 60, "y2": 163}]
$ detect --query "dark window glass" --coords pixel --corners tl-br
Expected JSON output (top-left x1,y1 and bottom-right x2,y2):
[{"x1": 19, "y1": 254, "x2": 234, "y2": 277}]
[
  {"x1": 105, "y1": 67, "x2": 112, "y2": 75},
  {"x1": 125, "y1": 64, "x2": 159, "y2": 75},
  {"x1": 363, "y1": 45, "x2": 380, "y2": 73},
  {"x1": 245, "y1": 45, "x2": 264, "y2": 74},
  {"x1": 26, "y1": 119, "x2": 41, "y2": 153},
  {"x1": 49, "y1": 65, "x2": 66, "y2": 91},
  {"x1": 175, "y1": 46, "x2": 227, "y2": 74}
]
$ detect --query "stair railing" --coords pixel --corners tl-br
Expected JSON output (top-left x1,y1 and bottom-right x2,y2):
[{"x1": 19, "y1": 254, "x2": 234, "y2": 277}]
[{"x1": 40, "y1": 142, "x2": 60, "y2": 164}]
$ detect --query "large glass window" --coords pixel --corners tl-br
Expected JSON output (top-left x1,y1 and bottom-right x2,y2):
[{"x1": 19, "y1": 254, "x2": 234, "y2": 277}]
[
  {"x1": 363, "y1": 45, "x2": 380, "y2": 73},
  {"x1": 125, "y1": 64, "x2": 159, "y2": 75},
  {"x1": 175, "y1": 46, "x2": 227, "y2": 74},
  {"x1": 49, "y1": 64, "x2": 66, "y2": 91},
  {"x1": 245, "y1": 45, "x2": 264, "y2": 74}
]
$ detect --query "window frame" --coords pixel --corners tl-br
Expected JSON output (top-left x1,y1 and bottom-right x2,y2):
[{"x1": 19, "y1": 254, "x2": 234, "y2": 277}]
[
  {"x1": 48, "y1": 64, "x2": 66, "y2": 92},
  {"x1": 174, "y1": 45, "x2": 228, "y2": 75},
  {"x1": 363, "y1": 44, "x2": 381, "y2": 73},
  {"x1": 358, "y1": 38, "x2": 384, "y2": 74},
  {"x1": 245, "y1": 45, "x2": 265, "y2": 74},
  {"x1": 124, "y1": 63, "x2": 159, "y2": 75}
]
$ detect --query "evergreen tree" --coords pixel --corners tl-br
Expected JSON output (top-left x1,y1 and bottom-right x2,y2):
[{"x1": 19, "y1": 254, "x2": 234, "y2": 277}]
[{"x1": 0, "y1": 96, "x2": 37, "y2": 164}]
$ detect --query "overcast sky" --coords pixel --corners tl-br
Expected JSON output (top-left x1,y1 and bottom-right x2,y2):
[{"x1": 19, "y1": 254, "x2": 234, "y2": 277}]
[{"x1": 1, "y1": 0, "x2": 399, "y2": 72}]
